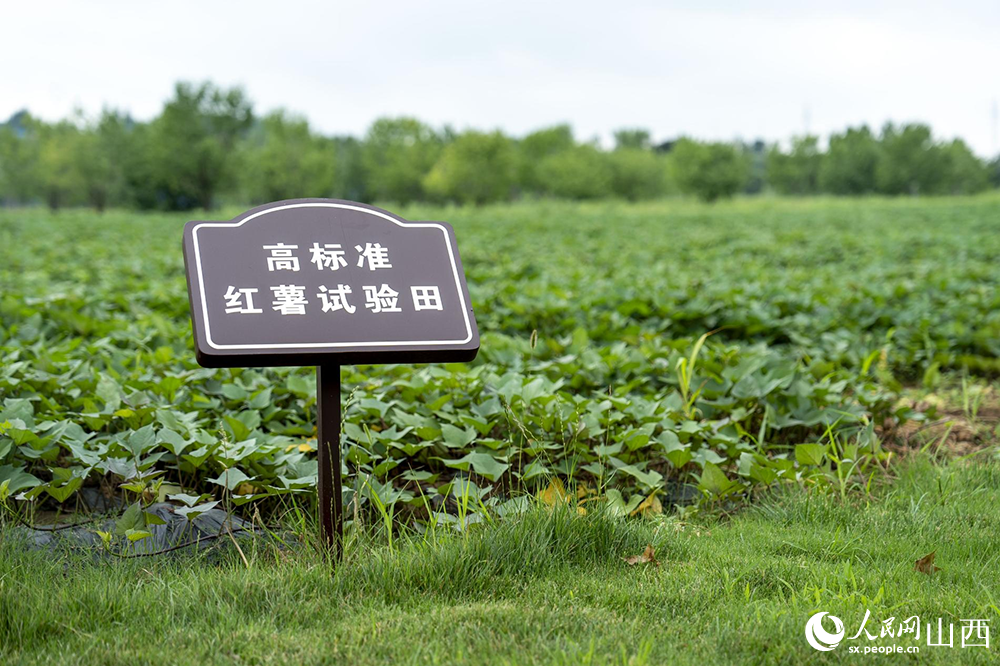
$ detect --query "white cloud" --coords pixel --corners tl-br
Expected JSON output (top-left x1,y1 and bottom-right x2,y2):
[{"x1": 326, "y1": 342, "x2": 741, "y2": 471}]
[{"x1": 2, "y1": 0, "x2": 997, "y2": 155}]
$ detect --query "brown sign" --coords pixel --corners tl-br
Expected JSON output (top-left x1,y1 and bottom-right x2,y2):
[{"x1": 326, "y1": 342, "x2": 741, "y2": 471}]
[
  {"x1": 181, "y1": 199, "x2": 481, "y2": 559},
  {"x1": 182, "y1": 199, "x2": 480, "y2": 367}
]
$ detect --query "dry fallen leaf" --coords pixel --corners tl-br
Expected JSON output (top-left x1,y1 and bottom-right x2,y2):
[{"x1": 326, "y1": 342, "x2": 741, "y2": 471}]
[
  {"x1": 630, "y1": 492, "x2": 663, "y2": 518},
  {"x1": 538, "y1": 478, "x2": 568, "y2": 507},
  {"x1": 915, "y1": 550, "x2": 941, "y2": 574},
  {"x1": 624, "y1": 544, "x2": 659, "y2": 567}
]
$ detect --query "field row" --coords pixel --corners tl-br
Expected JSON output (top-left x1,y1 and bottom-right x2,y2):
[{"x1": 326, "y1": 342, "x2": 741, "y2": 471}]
[{"x1": 2, "y1": 197, "x2": 999, "y2": 533}]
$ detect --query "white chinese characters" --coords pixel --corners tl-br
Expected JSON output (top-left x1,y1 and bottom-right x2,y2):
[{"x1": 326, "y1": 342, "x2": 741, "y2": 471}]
[
  {"x1": 363, "y1": 284, "x2": 402, "y2": 313},
  {"x1": 263, "y1": 243, "x2": 300, "y2": 271},
  {"x1": 270, "y1": 284, "x2": 308, "y2": 315},
  {"x1": 355, "y1": 242, "x2": 392, "y2": 270},
  {"x1": 310, "y1": 243, "x2": 348, "y2": 271},
  {"x1": 411, "y1": 286, "x2": 443, "y2": 311},
  {"x1": 224, "y1": 286, "x2": 263, "y2": 314},
  {"x1": 222, "y1": 241, "x2": 445, "y2": 316},
  {"x1": 806, "y1": 610, "x2": 990, "y2": 654},
  {"x1": 317, "y1": 284, "x2": 355, "y2": 313}
]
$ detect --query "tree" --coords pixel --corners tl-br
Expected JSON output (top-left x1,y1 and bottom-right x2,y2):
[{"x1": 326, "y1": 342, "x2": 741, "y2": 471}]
[
  {"x1": 361, "y1": 117, "x2": 441, "y2": 204},
  {"x1": 517, "y1": 124, "x2": 576, "y2": 194},
  {"x1": 0, "y1": 111, "x2": 42, "y2": 205},
  {"x1": 938, "y1": 139, "x2": 989, "y2": 194},
  {"x1": 875, "y1": 123, "x2": 943, "y2": 195},
  {"x1": 606, "y1": 148, "x2": 668, "y2": 200},
  {"x1": 613, "y1": 128, "x2": 652, "y2": 150},
  {"x1": 37, "y1": 120, "x2": 86, "y2": 210},
  {"x1": 329, "y1": 136, "x2": 368, "y2": 202},
  {"x1": 237, "y1": 110, "x2": 336, "y2": 203},
  {"x1": 137, "y1": 82, "x2": 253, "y2": 210},
  {"x1": 669, "y1": 139, "x2": 748, "y2": 202},
  {"x1": 989, "y1": 156, "x2": 1000, "y2": 190},
  {"x1": 536, "y1": 144, "x2": 612, "y2": 199},
  {"x1": 819, "y1": 125, "x2": 880, "y2": 195},
  {"x1": 766, "y1": 135, "x2": 822, "y2": 195},
  {"x1": 423, "y1": 130, "x2": 517, "y2": 205},
  {"x1": 73, "y1": 109, "x2": 136, "y2": 211}
]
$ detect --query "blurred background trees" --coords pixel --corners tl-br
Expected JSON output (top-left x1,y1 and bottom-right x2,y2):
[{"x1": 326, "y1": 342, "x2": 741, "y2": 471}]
[
  {"x1": 516, "y1": 124, "x2": 575, "y2": 195},
  {"x1": 669, "y1": 139, "x2": 749, "y2": 202},
  {"x1": 361, "y1": 117, "x2": 441, "y2": 204},
  {"x1": 767, "y1": 136, "x2": 821, "y2": 195},
  {"x1": 0, "y1": 80, "x2": 996, "y2": 210},
  {"x1": 0, "y1": 111, "x2": 42, "y2": 206},
  {"x1": 607, "y1": 148, "x2": 669, "y2": 201},
  {"x1": 236, "y1": 111, "x2": 336, "y2": 204},
  {"x1": 536, "y1": 144, "x2": 612, "y2": 200},
  {"x1": 423, "y1": 130, "x2": 517, "y2": 205},
  {"x1": 134, "y1": 82, "x2": 253, "y2": 210},
  {"x1": 819, "y1": 126, "x2": 880, "y2": 195}
]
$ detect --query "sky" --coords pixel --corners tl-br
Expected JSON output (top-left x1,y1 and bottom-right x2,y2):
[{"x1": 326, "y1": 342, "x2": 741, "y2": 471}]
[{"x1": 4, "y1": 0, "x2": 999, "y2": 156}]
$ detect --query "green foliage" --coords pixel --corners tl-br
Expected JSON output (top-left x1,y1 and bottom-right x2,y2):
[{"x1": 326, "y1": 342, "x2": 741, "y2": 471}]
[
  {"x1": 606, "y1": 148, "x2": 669, "y2": 201},
  {"x1": 938, "y1": 139, "x2": 990, "y2": 194},
  {"x1": 423, "y1": 130, "x2": 517, "y2": 205},
  {"x1": 516, "y1": 124, "x2": 575, "y2": 193},
  {"x1": 329, "y1": 136, "x2": 368, "y2": 201},
  {"x1": 536, "y1": 145, "x2": 612, "y2": 199},
  {"x1": 612, "y1": 128, "x2": 651, "y2": 150},
  {"x1": 4, "y1": 197, "x2": 997, "y2": 523},
  {"x1": 875, "y1": 123, "x2": 942, "y2": 195},
  {"x1": 36, "y1": 120, "x2": 86, "y2": 210},
  {"x1": 766, "y1": 135, "x2": 821, "y2": 195},
  {"x1": 132, "y1": 82, "x2": 253, "y2": 210},
  {"x1": 362, "y1": 117, "x2": 441, "y2": 204},
  {"x1": 236, "y1": 111, "x2": 336, "y2": 203},
  {"x1": 819, "y1": 125, "x2": 880, "y2": 195},
  {"x1": 75, "y1": 110, "x2": 135, "y2": 212},
  {"x1": 0, "y1": 112, "x2": 42, "y2": 205},
  {"x1": 669, "y1": 139, "x2": 749, "y2": 202},
  {"x1": 2, "y1": 83, "x2": 996, "y2": 210}
]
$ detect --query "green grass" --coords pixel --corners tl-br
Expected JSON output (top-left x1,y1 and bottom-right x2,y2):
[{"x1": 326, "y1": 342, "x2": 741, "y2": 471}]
[
  {"x1": 3, "y1": 456, "x2": 998, "y2": 665},
  {"x1": 3, "y1": 196, "x2": 1000, "y2": 662}
]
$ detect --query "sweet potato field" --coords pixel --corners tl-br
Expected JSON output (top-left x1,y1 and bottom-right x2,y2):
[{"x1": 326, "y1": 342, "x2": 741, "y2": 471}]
[{"x1": 2, "y1": 196, "x2": 999, "y2": 527}]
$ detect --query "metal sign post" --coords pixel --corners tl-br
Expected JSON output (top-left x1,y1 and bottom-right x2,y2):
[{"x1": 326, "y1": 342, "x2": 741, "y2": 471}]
[
  {"x1": 316, "y1": 364, "x2": 342, "y2": 556},
  {"x1": 182, "y1": 199, "x2": 479, "y2": 559}
]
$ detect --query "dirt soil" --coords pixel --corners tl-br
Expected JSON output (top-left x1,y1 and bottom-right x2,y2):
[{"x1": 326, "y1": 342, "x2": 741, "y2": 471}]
[{"x1": 888, "y1": 385, "x2": 1000, "y2": 457}]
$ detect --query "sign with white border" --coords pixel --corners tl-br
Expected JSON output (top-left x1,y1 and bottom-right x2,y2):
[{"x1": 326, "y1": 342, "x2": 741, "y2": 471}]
[{"x1": 182, "y1": 199, "x2": 480, "y2": 367}]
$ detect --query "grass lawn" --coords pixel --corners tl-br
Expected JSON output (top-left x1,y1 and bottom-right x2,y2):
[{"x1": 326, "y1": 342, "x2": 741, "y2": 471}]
[
  {"x1": 2, "y1": 197, "x2": 1000, "y2": 664},
  {"x1": 2, "y1": 454, "x2": 998, "y2": 665}
]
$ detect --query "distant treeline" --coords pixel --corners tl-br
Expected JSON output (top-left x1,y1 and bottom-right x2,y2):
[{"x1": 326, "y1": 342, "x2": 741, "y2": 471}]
[{"x1": 1, "y1": 81, "x2": 998, "y2": 210}]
